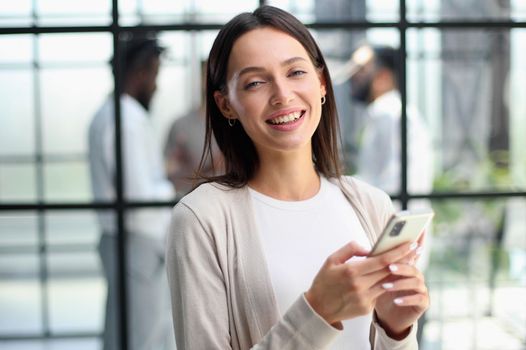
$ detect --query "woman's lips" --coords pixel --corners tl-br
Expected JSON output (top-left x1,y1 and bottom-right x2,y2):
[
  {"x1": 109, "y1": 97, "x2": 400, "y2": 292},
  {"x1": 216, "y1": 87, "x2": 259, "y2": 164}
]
[
  {"x1": 266, "y1": 110, "x2": 306, "y2": 131},
  {"x1": 266, "y1": 110, "x2": 304, "y2": 125}
]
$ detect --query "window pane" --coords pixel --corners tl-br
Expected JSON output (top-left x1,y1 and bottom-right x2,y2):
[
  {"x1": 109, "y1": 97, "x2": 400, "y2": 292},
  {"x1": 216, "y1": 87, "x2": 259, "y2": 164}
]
[
  {"x1": 36, "y1": 0, "x2": 111, "y2": 26},
  {"x1": 0, "y1": 35, "x2": 33, "y2": 64},
  {"x1": 0, "y1": 254, "x2": 42, "y2": 334},
  {"x1": 0, "y1": 70, "x2": 35, "y2": 157},
  {"x1": 193, "y1": 0, "x2": 259, "y2": 21},
  {"x1": 151, "y1": 31, "x2": 200, "y2": 134},
  {"x1": 407, "y1": 28, "x2": 526, "y2": 193},
  {"x1": 0, "y1": 339, "x2": 100, "y2": 350},
  {"x1": 0, "y1": 164, "x2": 37, "y2": 202},
  {"x1": 266, "y1": 0, "x2": 315, "y2": 22},
  {"x1": 45, "y1": 211, "x2": 99, "y2": 246},
  {"x1": 152, "y1": 65, "x2": 192, "y2": 137},
  {"x1": 268, "y1": 0, "x2": 399, "y2": 22},
  {"x1": 118, "y1": 0, "x2": 184, "y2": 25},
  {"x1": 423, "y1": 198, "x2": 526, "y2": 349},
  {"x1": 513, "y1": 0, "x2": 526, "y2": 20},
  {"x1": 44, "y1": 161, "x2": 92, "y2": 202},
  {"x1": 39, "y1": 34, "x2": 113, "y2": 64},
  {"x1": 0, "y1": 212, "x2": 38, "y2": 247},
  {"x1": 0, "y1": 0, "x2": 32, "y2": 27},
  {"x1": 39, "y1": 34, "x2": 113, "y2": 158},
  {"x1": 47, "y1": 253, "x2": 104, "y2": 333},
  {"x1": 41, "y1": 67, "x2": 112, "y2": 155},
  {"x1": 118, "y1": 0, "x2": 259, "y2": 25},
  {"x1": 408, "y1": 0, "x2": 526, "y2": 22}
]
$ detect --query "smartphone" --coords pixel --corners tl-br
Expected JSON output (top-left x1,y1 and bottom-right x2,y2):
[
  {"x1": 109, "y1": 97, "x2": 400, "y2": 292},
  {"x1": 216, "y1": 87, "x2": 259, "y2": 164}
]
[{"x1": 368, "y1": 210, "x2": 434, "y2": 256}]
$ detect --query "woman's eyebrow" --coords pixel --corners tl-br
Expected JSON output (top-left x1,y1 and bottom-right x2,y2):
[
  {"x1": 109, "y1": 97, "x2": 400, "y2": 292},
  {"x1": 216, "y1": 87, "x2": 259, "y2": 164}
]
[
  {"x1": 282, "y1": 56, "x2": 307, "y2": 66},
  {"x1": 236, "y1": 56, "x2": 308, "y2": 79}
]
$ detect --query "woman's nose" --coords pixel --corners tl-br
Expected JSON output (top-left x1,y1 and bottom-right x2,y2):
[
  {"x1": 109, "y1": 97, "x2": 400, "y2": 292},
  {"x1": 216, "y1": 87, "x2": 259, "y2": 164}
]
[{"x1": 270, "y1": 78, "x2": 294, "y2": 106}]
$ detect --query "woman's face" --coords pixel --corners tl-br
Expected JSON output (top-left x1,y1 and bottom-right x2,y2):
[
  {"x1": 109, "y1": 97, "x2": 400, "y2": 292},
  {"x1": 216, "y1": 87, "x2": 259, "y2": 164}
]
[{"x1": 215, "y1": 27, "x2": 326, "y2": 158}]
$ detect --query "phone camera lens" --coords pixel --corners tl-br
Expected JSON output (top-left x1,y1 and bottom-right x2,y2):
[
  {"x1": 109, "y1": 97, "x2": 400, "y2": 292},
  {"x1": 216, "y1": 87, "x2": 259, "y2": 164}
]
[{"x1": 389, "y1": 221, "x2": 406, "y2": 236}]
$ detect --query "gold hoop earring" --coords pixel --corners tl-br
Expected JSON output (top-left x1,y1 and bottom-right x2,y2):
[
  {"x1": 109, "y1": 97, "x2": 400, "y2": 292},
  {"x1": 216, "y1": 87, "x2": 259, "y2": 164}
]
[
  {"x1": 228, "y1": 118, "x2": 236, "y2": 127},
  {"x1": 321, "y1": 96, "x2": 326, "y2": 105}
]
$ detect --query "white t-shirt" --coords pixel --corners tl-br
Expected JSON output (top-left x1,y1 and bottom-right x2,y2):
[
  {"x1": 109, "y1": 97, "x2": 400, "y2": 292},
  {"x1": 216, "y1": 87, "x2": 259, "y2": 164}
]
[{"x1": 249, "y1": 176, "x2": 373, "y2": 349}]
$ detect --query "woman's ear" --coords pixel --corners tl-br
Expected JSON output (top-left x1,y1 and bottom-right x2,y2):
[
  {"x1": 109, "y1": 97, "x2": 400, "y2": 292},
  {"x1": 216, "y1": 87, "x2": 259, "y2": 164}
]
[
  {"x1": 214, "y1": 90, "x2": 236, "y2": 121},
  {"x1": 318, "y1": 70, "x2": 327, "y2": 97}
]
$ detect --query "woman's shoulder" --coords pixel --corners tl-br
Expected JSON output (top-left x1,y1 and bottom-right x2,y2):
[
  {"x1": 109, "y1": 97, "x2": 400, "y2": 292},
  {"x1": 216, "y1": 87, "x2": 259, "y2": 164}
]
[
  {"x1": 169, "y1": 182, "x2": 249, "y2": 241},
  {"x1": 335, "y1": 176, "x2": 394, "y2": 222},
  {"x1": 333, "y1": 176, "x2": 391, "y2": 203},
  {"x1": 175, "y1": 182, "x2": 248, "y2": 216}
]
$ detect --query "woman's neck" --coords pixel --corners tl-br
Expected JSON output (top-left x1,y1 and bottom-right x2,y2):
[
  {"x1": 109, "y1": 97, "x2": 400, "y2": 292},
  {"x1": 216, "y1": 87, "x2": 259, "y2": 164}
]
[{"x1": 249, "y1": 149, "x2": 320, "y2": 201}]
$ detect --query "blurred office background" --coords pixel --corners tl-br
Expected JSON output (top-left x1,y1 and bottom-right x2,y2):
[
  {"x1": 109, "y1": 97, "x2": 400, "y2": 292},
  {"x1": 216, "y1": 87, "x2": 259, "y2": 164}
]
[{"x1": 0, "y1": 0, "x2": 525, "y2": 349}]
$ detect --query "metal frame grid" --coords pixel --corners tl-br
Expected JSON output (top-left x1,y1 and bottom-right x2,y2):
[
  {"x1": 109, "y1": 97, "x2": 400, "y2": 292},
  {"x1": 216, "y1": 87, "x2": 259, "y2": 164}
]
[{"x1": 0, "y1": 0, "x2": 525, "y2": 348}]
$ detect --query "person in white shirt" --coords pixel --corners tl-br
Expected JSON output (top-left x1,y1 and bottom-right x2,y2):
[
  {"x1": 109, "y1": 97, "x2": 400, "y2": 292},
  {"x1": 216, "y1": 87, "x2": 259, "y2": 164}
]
[
  {"x1": 88, "y1": 33, "x2": 176, "y2": 350},
  {"x1": 343, "y1": 44, "x2": 434, "y2": 197},
  {"x1": 166, "y1": 6, "x2": 429, "y2": 349}
]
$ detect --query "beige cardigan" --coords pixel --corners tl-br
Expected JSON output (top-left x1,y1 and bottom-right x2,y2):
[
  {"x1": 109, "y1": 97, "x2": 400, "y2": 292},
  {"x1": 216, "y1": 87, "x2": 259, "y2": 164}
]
[{"x1": 165, "y1": 176, "x2": 418, "y2": 349}]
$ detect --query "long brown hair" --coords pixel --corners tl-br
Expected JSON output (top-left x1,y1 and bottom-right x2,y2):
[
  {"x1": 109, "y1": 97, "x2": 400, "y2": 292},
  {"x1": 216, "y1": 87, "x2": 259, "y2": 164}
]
[{"x1": 196, "y1": 5, "x2": 342, "y2": 188}]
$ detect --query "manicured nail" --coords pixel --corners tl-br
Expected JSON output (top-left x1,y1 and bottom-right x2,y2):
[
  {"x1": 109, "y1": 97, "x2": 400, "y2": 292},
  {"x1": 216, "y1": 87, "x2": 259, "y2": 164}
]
[
  {"x1": 382, "y1": 282, "x2": 394, "y2": 289},
  {"x1": 389, "y1": 264, "x2": 398, "y2": 272},
  {"x1": 409, "y1": 242, "x2": 418, "y2": 251},
  {"x1": 416, "y1": 246, "x2": 424, "y2": 256},
  {"x1": 394, "y1": 298, "x2": 404, "y2": 305}
]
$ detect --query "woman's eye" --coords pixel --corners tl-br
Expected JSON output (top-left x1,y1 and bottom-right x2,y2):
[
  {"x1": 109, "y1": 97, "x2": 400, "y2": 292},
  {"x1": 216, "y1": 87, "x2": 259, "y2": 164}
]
[
  {"x1": 245, "y1": 81, "x2": 264, "y2": 90},
  {"x1": 290, "y1": 70, "x2": 306, "y2": 77}
]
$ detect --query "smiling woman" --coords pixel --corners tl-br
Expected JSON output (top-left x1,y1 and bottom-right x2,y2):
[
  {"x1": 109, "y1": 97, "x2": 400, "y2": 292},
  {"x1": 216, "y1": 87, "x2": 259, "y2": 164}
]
[
  {"x1": 199, "y1": 6, "x2": 342, "y2": 190},
  {"x1": 213, "y1": 27, "x2": 327, "y2": 179},
  {"x1": 165, "y1": 5, "x2": 429, "y2": 350}
]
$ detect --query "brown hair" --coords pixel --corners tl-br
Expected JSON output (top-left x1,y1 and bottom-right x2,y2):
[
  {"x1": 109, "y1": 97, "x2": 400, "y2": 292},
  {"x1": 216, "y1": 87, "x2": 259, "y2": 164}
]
[{"x1": 196, "y1": 5, "x2": 342, "y2": 188}]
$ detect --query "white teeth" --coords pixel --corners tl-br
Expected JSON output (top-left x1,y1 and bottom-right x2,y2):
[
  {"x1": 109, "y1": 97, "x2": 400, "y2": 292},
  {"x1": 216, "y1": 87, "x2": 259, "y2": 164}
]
[{"x1": 268, "y1": 111, "x2": 302, "y2": 125}]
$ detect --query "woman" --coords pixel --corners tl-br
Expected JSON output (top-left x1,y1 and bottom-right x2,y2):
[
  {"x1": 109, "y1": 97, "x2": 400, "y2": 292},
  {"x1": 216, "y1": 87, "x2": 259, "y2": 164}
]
[{"x1": 166, "y1": 5, "x2": 428, "y2": 350}]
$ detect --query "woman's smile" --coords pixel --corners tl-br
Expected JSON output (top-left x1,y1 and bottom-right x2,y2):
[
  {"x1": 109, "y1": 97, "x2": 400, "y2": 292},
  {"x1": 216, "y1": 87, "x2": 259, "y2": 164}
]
[{"x1": 265, "y1": 108, "x2": 306, "y2": 131}]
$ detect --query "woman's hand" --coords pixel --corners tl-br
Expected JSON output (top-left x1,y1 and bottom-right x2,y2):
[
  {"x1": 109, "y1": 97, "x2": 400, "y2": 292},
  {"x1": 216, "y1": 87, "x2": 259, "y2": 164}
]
[
  {"x1": 374, "y1": 234, "x2": 430, "y2": 339},
  {"x1": 305, "y1": 241, "x2": 417, "y2": 327}
]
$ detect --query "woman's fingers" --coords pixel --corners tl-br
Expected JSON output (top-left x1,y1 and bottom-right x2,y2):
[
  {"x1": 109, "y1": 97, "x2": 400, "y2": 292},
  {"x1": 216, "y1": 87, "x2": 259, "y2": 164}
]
[
  {"x1": 380, "y1": 277, "x2": 426, "y2": 294},
  {"x1": 306, "y1": 241, "x2": 426, "y2": 325},
  {"x1": 391, "y1": 293, "x2": 428, "y2": 307},
  {"x1": 386, "y1": 263, "x2": 423, "y2": 278},
  {"x1": 340, "y1": 264, "x2": 391, "y2": 292},
  {"x1": 357, "y1": 241, "x2": 417, "y2": 275},
  {"x1": 379, "y1": 263, "x2": 428, "y2": 308},
  {"x1": 328, "y1": 241, "x2": 370, "y2": 265}
]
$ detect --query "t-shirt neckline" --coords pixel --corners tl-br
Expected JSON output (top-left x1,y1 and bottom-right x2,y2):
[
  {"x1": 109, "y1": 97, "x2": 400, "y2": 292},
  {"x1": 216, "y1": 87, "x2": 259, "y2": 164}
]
[{"x1": 248, "y1": 176, "x2": 329, "y2": 211}]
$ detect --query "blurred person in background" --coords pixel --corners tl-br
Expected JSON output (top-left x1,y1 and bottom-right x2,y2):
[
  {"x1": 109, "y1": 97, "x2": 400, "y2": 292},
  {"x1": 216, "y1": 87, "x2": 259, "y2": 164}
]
[
  {"x1": 88, "y1": 32, "x2": 176, "y2": 350},
  {"x1": 164, "y1": 60, "x2": 223, "y2": 196},
  {"x1": 342, "y1": 44, "x2": 434, "y2": 200}
]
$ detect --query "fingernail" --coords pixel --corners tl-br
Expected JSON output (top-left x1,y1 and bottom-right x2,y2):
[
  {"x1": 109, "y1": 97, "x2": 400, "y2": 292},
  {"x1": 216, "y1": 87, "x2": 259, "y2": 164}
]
[
  {"x1": 409, "y1": 242, "x2": 418, "y2": 251},
  {"x1": 394, "y1": 298, "x2": 404, "y2": 305},
  {"x1": 382, "y1": 282, "x2": 394, "y2": 289},
  {"x1": 389, "y1": 264, "x2": 398, "y2": 272},
  {"x1": 416, "y1": 246, "x2": 424, "y2": 255}
]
